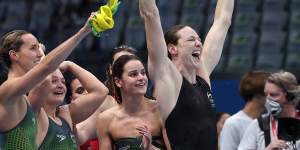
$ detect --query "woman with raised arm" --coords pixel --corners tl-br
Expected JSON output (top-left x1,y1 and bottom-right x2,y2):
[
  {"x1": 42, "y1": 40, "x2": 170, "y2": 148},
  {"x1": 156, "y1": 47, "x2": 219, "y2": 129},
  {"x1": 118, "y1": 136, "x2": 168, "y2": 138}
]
[
  {"x1": 29, "y1": 61, "x2": 108, "y2": 150},
  {"x1": 0, "y1": 12, "x2": 94, "y2": 149}
]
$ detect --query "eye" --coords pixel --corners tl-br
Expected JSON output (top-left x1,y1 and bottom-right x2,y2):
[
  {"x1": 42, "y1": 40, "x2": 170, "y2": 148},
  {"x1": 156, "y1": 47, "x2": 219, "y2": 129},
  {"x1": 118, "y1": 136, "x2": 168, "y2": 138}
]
[
  {"x1": 52, "y1": 79, "x2": 58, "y2": 84},
  {"x1": 129, "y1": 71, "x2": 139, "y2": 77},
  {"x1": 141, "y1": 69, "x2": 146, "y2": 76},
  {"x1": 75, "y1": 87, "x2": 85, "y2": 94}
]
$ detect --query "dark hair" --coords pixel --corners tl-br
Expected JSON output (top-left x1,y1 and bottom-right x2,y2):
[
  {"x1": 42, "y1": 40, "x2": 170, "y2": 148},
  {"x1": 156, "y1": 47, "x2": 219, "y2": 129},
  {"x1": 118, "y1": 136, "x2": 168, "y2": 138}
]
[
  {"x1": 164, "y1": 25, "x2": 186, "y2": 59},
  {"x1": 64, "y1": 73, "x2": 76, "y2": 104},
  {"x1": 105, "y1": 45, "x2": 137, "y2": 96},
  {"x1": 0, "y1": 30, "x2": 31, "y2": 71},
  {"x1": 111, "y1": 55, "x2": 143, "y2": 104},
  {"x1": 267, "y1": 71, "x2": 300, "y2": 104},
  {"x1": 239, "y1": 71, "x2": 270, "y2": 102}
]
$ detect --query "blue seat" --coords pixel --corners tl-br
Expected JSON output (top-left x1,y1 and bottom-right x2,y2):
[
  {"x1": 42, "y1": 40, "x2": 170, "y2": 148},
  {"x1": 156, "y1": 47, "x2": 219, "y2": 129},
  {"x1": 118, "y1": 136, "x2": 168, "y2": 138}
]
[
  {"x1": 261, "y1": 11, "x2": 288, "y2": 32},
  {"x1": 263, "y1": 0, "x2": 287, "y2": 12},
  {"x1": 230, "y1": 31, "x2": 257, "y2": 54},
  {"x1": 258, "y1": 31, "x2": 286, "y2": 53},
  {"x1": 29, "y1": 2, "x2": 54, "y2": 37},
  {"x1": 236, "y1": 0, "x2": 259, "y2": 12},
  {"x1": 158, "y1": 0, "x2": 180, "y2": 13},
  {"x1": 285, "y1": 51, "x2": 300, "y2": 72},
  {"x1": 226, "y1": 53, "x2": 253, "y2": 73},
  {"x1": 1, "y1": 1, "x2": 28, "y2": 30},
  {"x1": 233, "y1": 11, "x2": 259, "y2": 32},
  {"x1": 124, "y1": 15, "x2": 145, "y2": 50},
  {"x1": 180, "y1": 12, "x2": 204, "y2": 33},
  {"x1": 255, "y1": 53, "x2": 284, "y2": 71}
]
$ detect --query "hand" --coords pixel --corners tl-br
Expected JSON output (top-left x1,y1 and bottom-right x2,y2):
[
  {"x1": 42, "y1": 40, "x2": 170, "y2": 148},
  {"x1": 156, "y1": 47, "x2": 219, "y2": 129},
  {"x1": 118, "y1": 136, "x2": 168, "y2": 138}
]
[
  {"x1": 83, "y1": 12, "x2": 98, "y2": 32},
  {"x1": 59, "y1": 61, "x2": 72, "y2": 73},
  {"x1": 265, "y1": 139, "x2": 288, "y2": 150},
  {"x1": 136, "y1": 125, "x2": 152, "y2": 150}
]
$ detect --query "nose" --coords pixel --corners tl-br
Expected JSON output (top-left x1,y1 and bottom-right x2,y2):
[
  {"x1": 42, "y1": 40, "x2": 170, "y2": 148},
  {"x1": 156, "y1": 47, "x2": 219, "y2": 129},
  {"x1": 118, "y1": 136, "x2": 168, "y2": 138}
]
[
  {"x1": 195, "y1": 38, "x2": 202, "y2": 48},
  {"x1": 56, "y1": 81, "x2": 65, "y2": 89},
  {"x1": 137, "y1": 73, "x2": 146, "y2": 81},
  {"x1": 37, "y1": 50, "x2": 44, "y2": 58}
]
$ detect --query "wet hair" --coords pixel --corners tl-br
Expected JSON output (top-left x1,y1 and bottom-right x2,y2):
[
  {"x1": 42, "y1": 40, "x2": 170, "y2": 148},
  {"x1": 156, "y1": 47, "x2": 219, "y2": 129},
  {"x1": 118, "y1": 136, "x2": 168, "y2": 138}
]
[
  {"x1": 65, "y1": 74, "x2": 76, "y2": 104},
  {"x1": 267, "y1": 71, "x2": 300, "y2": 105},
  {"x1": 105, "y1": 45, "x2": 137, "y2": 96},
  {"x1": 111, "y1": 54, "x2": 143, "y2": 104},
  {"x1": 239, "y1": 71, "x2": 270, "y2": 102},
  {"x1": 0, "y1": 30, "x2": 31, "y2": 72},
  {"x1": 164, "y1": 25, "x2": 187, "y2": 59}
]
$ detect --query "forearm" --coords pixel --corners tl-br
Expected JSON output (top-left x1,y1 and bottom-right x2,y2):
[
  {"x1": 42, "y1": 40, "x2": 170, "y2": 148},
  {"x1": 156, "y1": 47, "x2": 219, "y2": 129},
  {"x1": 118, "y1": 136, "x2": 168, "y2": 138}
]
[
  {"x1": 201, "y1": 0, "x2": 234, "y2": 75},
  {"x1": 214, "y1": 0, "x2": 234, "y2": 28},
  {"x1": 67, "y1": 61, "x2": 108, "y2": 95},
  {"x1": 139, "y1": 0, "x2": 167, "y2": 67}
]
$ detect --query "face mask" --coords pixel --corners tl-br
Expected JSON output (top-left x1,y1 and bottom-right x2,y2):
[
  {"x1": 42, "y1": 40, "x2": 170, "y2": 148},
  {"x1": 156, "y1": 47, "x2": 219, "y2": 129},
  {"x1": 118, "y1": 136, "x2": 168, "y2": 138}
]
[{"x1": 265, "y1": 98, "x2": 283, "y2": 117}]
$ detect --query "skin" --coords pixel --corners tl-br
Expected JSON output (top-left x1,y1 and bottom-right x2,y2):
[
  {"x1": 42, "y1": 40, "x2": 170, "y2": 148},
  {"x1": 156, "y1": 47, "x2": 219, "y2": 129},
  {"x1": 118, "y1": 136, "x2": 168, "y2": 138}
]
[
  {"x1": 71, "y1": 78, "x2": 116, "y2": 146},
  {"x1": 96, "y1": 60, "x2": 171, "y2": 150},
  {"x1": 138, "y1": 0, "x2": 234, "y2": 122},
  {"x1": 0, "y1": 12, "x2": 92, "y2": 134},
  {"x1": 31, "y1": 61, "x2": 108, "y2": 147},
  {"x1": 73, "y1": 50, "x2": 135, "y2": 146}
]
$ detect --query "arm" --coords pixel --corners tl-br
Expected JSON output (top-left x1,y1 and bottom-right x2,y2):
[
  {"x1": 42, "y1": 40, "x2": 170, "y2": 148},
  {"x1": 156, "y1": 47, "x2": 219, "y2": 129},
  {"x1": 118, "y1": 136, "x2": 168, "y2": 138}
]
[
  {"x1": 62, "y1": 61, "x2": 109, "y2": 124},
  {"x1": 75, "y1": 96, "x2": 116, "y2": 145},
  {"x1": 198, "y1": 0, "x2": 234, "y2": 84},
  {"x1": 27, "y1": 76, "x2": 51, "y2": 113},
  {"x1": 96, "y1": 113, "x2": 113, "y2": 150},
  {"x1": 0, "y1": 14, "x2": 94, "y2": 103},
  {"x1": 162, "y1": 127, "x2": 172, "y2": 150},
  {"x1": 139, "y1": 0, "x2": 182, "y2": 122}
]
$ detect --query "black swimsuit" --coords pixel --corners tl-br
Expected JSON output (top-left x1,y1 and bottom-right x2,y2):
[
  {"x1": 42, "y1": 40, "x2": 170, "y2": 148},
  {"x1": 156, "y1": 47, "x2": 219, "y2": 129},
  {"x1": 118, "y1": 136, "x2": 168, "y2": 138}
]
[{"x1": 165, "y1": 76, "x2": 217, "y2": 150}]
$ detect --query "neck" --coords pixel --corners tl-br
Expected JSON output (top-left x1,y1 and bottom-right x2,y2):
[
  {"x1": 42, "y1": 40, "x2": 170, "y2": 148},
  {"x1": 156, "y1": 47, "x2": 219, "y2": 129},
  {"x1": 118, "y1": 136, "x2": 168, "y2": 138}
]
[
  {"x1": 120, "y1": 93, "x2": 145, "y2": 114},
  {"x1": 43, "y1": 104, "x2": 58, "y2": 119},
  {"x1": 172, "y1": 58, "x2": 196, "y2": 84},
  {"x1": 243, "y1": 101, "x2": 265, "y2": 119},
  {"x1": 279, "y1": 104, "x2": 297, "y2": 118},
  {"x1": 8, "y1": 63, "x2": 27, "y2": 78}
]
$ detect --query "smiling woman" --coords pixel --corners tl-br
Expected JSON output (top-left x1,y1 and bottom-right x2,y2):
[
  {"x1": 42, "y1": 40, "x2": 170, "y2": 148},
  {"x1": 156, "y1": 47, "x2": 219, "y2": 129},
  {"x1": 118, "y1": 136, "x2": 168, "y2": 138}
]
[
  {"x1": 0, "y1": 11, "x2": 95, "y2": 150},
  {"x1": 96, "y1": 55, "x2": 171, "y2": 150}
]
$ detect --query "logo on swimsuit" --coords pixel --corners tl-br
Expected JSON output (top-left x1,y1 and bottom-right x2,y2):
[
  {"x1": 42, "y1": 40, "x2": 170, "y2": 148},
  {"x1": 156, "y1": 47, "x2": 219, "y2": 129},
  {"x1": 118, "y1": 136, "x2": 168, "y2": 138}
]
[
  {"x1": 207, "y1": 92, "x2": 215, "y2": 108},
  {"x1": 56, "y1": 134, "x2": 66, "y2": 142},
  {"x1": 32, "y1": 118, "x2": 36, "y2": 125}
]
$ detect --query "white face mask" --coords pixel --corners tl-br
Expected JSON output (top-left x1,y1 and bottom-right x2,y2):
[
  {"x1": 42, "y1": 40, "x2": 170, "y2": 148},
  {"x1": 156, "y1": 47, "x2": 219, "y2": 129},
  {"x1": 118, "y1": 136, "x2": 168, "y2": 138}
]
[{"x1": 265, "y1": 98, "x2": 283, "y2": 117}]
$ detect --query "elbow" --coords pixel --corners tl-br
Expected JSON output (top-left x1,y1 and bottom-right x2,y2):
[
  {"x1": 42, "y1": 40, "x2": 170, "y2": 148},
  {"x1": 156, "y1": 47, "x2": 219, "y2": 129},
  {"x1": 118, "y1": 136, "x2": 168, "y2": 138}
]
[
  {"x1": 215, "y1": 16, "x2": 232, "y2": 31},
  {"x1": 38, "y1": 62, "x2": 53, "y2": 75},
  {"x1": 224, "y1": 17, "x2": 232, "y2": 29},
  {"x1": 95, "y1": 86, "x2": 109, "y2": 101},
  {"x1": 140, "y1": 7, "x2": 160, "y2": 21}
]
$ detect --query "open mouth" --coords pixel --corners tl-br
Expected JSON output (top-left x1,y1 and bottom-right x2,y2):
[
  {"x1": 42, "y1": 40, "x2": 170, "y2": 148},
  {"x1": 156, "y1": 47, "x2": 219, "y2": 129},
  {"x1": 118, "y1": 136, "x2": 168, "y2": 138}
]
[
  {"x1": 53, "y1": 91, "x2": 64, "y2": 96},
  {"x1": 192, "y1": 50, "x2": 201, "y2": 59},
  {"x1": 192, "y1": 53, "x2": 200, "y2": 58}
]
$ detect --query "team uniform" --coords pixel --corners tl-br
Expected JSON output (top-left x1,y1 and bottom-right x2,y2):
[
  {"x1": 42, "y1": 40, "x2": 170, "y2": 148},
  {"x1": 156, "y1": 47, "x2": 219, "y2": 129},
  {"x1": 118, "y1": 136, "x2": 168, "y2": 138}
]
[
  {"x1": 165, "y1": 76, "x2": 217, "y2": 150},
  {"x1": 38, "y1": 117, "x2": 77, "y2": 150},
  {"x1": 0, "y1": 102, "x2": 37, "y2": 150}
]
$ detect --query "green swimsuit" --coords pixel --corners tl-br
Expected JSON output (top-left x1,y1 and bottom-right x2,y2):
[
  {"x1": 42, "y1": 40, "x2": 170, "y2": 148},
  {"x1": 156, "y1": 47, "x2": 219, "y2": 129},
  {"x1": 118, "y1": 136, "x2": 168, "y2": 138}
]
[
  {"x1": 114, "y1": 136, "x2": 166, "y2": 150},
  {"x1": 38, "y1": 116, "x2": 77, "y2": 150},
  {"x1": 0, "y1": 102, "x2": 38, "y2": 150}
]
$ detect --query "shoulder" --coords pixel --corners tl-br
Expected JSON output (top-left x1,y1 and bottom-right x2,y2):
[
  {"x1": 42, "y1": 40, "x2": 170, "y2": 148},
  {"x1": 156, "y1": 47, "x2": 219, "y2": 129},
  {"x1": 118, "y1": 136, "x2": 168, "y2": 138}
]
[{"x1": 97, "y1": 106, "x2": 119, "y2": 122}]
